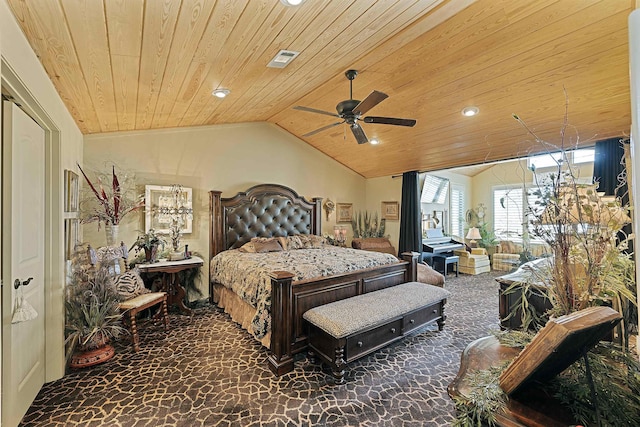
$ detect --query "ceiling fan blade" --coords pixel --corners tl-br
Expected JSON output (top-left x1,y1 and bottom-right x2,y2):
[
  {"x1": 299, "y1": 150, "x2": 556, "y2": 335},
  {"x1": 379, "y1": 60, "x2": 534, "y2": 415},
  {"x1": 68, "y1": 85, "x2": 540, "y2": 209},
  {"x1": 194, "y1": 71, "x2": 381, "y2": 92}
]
[
  {"x1": 353, "y1": 90, "x2": 388, "y2": 115},
  {"x1": 364, "y1": 116, "x2": 417, "y2": 127},
  {"x1": 350, "y1": 123, "x2": 368, "y2": 144},
  {"x1": 293, "y1": 105, "x2": 340, "y2": 118},
  {"x1": 302, "y1": 121, "x2": 344, "y2": 137}
]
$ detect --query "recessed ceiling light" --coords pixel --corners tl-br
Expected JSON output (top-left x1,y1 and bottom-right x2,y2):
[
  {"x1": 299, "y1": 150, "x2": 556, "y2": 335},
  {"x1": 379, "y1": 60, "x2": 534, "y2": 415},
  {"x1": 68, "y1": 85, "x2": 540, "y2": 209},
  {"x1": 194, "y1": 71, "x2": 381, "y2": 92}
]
[
  {"x1": 370, "y1": 138, "x2": 380, "y2": 145},
  {"x1": 212, "y1": 88, "x2": 230, "y2": 98},
  {"x1": 462, "y1": 106, "x2": 479, "y2": 117},
  {"x1": 280, "y1": 0, "x2": 304, "y2": 6}
]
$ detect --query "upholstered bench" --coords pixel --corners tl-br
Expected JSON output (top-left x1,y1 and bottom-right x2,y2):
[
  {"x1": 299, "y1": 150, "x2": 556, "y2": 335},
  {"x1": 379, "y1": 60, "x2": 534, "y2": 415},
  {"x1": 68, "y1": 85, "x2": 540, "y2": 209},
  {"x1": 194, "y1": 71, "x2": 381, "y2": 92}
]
[
  {"x1": 119, "y1": 292, "x2": 169, "y2": 352},
  {"x1": 303, "y1": 282, "x2": 451, "y2": 384}
]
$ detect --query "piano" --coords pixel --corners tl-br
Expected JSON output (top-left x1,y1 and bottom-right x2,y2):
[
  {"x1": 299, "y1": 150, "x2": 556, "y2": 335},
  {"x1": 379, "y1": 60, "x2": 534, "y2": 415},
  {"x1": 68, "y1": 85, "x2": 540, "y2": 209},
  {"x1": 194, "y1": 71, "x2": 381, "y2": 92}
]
[{"x1": 422, "y1": 228, "x2": 464, "y2": 255}]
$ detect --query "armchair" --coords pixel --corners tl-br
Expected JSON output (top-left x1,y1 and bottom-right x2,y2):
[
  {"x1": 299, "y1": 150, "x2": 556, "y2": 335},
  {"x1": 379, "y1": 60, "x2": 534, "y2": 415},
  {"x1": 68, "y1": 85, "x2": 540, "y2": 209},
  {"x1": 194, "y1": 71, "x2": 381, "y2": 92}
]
[{"x1": 453, "y1": 247, "x2": 490, "y2": 275}]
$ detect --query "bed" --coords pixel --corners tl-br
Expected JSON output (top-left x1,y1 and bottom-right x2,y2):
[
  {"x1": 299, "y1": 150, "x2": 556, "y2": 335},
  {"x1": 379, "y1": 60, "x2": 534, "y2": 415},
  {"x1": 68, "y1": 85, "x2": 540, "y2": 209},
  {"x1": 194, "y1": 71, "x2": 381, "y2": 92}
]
[{"x1": 209, "y1": 184, "x2": 418, "y2": 375}]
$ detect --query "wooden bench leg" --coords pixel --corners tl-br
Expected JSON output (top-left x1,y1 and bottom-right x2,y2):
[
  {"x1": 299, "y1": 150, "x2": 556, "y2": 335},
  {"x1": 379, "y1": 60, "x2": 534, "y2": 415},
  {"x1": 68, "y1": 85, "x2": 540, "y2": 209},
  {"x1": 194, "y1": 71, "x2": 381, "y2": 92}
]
[
  {"x1": 332, "y1": 346, "x2": 346, "y2": 385},
  {"x1": 161, "y1": 295, "x2": 169, "y2": 331},
  {"x1": 129, "y1": 310, "x2": 140, "y2": 352}
]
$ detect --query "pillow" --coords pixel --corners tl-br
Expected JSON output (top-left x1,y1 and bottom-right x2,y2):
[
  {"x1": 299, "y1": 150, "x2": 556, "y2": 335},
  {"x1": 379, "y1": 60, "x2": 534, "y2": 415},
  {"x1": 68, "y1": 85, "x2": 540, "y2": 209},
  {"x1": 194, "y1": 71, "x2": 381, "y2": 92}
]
[
  {"x1": 114, "y1": 269, "x2": 149, "y2": 301},
  {"x1": 287, "y1": 234, "x2": 327, "y2": 249},
  {"x1": 304, "y1": 234, "x2": 328, "y2": 249},
  {"x1": 286, "y1": 235, "x2": 305, "y2": 250},
  {"x1": 252, "y1": 239, "x2": 283, "y2": 253},
  {"x1": 238, "y1": 241, "x2": 257, "y2": 253}
]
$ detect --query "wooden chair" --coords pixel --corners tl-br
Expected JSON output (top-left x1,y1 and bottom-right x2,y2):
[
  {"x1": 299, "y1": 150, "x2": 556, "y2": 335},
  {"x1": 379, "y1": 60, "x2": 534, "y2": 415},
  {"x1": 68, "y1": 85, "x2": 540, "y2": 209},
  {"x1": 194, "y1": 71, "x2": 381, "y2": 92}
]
[{"x1": 119, "y1": 292, "x2": 169, "y2": 352}]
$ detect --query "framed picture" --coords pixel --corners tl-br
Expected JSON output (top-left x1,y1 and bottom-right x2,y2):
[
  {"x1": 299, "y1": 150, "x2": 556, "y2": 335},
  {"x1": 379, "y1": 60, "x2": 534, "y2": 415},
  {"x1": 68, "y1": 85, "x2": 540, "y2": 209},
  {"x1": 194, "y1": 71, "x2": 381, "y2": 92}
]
[
  {"x1": 381, "y1": 201, "x2": 400, "y2": 221},
  {"x1": 64, "y1": 218, "x2": 79, "y2": 260},
  {"x1": 336, "y1": 203, "x2": 353, "y2": 223},
  {"x1": 145, "y1": 185, "x2": 193, "y2": 234},
  {"x1": 64, "y1": 170, "x2": 79, "y2": 212}
]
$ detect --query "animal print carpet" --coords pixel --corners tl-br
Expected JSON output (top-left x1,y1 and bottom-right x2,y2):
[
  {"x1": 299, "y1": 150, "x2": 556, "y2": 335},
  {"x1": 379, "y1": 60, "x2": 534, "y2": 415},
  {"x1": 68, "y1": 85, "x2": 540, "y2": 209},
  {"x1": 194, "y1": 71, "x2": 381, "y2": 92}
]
[{"x1": 20, "y1": 271, "x2": 502, "y2": 426}]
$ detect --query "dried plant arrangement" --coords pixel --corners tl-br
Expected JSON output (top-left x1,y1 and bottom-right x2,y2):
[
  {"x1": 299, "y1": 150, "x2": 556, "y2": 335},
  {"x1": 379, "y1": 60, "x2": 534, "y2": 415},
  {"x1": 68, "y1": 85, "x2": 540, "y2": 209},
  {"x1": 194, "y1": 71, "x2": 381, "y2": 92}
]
[
  {"x1": 77, "y1": 163, "x2": 144, "y2": 229},
  {"x1": 351, "y1": 211, "x2": 386, "y2": 238},
  {"x1": 453, "y1": 95, "x2": 639, "y2": 425}
]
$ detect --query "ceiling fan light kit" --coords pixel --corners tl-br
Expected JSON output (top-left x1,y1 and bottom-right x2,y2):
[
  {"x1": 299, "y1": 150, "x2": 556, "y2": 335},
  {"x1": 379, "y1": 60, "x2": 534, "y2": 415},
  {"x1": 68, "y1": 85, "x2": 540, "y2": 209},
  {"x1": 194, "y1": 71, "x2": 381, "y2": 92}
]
[
  {"x1": 212, "y1": 88, "x2": 230, "y2": 98},
  {"x1": 294, "y1": 69, "x2": 416, "y2": 145},
  {"x1": 462, "y1": 106, "x2": 479, "y2": 116}
]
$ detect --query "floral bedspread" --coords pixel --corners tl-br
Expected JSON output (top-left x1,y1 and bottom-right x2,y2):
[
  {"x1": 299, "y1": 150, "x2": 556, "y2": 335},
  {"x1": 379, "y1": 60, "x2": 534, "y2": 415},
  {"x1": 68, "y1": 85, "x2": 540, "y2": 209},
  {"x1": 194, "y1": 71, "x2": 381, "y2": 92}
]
[{"x1": 209, "y1": 247, "x2": 399, "y2": 339}]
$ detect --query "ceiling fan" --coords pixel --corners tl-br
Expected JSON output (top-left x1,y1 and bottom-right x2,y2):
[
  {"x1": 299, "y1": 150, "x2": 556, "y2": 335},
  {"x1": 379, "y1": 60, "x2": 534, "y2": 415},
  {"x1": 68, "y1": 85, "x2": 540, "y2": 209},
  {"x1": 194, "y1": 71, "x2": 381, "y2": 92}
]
[{"x1": 293, "y1": 69, "x2": 417, "y2": 144}]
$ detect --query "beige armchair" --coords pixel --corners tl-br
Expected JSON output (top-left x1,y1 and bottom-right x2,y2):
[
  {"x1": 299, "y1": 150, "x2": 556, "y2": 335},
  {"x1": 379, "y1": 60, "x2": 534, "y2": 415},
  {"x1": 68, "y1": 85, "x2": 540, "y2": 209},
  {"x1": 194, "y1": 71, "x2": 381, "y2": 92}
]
[{"x1": 453, "y1": 247, "x2": 490, "y2": 275}]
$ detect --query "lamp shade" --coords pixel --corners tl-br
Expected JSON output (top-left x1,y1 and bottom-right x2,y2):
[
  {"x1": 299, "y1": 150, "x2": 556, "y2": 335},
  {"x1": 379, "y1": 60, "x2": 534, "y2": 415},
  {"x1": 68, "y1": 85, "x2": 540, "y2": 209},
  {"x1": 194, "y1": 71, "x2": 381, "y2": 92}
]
[{"x1": 466, "y1": 227, "x2": 481, "y2": 240}]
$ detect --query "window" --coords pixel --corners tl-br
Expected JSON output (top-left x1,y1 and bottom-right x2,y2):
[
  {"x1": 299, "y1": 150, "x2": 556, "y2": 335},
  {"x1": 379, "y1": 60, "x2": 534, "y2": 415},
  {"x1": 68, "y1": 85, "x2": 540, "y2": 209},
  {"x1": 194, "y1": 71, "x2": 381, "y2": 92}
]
[
  {"x1": 421, "y1": 175, "x2": 449, "y2": 204},
  {"x1": 450, "y1": 186, "x2": 465, "y2": 239},
  {"x1": 527, "y1": 148, "x2": 594, "y2": 169},
  {"x1": 493, "y1": 187, "x2": 524, "y2": 238},
  {"x1": 573, "y1": 148, "x2": 595, "y2": 164},
  {"x1": 528, "y1": 152, "x2": 563, "y2": 169}
]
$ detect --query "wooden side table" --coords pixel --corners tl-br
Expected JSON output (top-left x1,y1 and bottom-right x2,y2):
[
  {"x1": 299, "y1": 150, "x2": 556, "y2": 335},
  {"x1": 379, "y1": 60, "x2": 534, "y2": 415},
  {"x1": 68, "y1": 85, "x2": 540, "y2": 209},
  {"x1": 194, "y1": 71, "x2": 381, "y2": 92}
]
[{"x1": 137, "y1": 255, "x2": 204, "y2": 316}]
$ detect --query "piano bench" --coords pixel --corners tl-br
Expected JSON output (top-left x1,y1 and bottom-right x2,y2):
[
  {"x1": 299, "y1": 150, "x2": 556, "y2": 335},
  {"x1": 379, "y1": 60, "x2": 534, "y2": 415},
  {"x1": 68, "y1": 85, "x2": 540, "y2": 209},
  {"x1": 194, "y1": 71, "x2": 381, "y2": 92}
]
[{"x1": 433, "y1": 255, "x2": 459, "y2": 278}]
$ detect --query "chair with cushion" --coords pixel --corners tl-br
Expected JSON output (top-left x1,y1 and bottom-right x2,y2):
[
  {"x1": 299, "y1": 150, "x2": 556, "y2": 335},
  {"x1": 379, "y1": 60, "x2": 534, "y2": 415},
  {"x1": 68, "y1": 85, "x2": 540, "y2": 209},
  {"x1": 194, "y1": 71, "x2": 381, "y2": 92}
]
[
  {"x1": 114, "y1": 269, "x2": 169, "y2": 352},
  {"x1": 92, "y1": 246, "x2": 170, "y2": 352},
  {"x1": 453, "y1": 247, "x2": 490, "y2": 275}
]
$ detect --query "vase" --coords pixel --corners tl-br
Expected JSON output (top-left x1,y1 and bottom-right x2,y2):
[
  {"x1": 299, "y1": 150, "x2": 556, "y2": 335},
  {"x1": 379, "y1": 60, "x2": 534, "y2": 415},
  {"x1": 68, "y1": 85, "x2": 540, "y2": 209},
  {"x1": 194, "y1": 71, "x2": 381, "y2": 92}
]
[
  {"x1": 105, "y1": 224, "x2": 119, "y2": 246},
  {"x1": 144, "y1": 244, "x2": 159, "y2": 263}
]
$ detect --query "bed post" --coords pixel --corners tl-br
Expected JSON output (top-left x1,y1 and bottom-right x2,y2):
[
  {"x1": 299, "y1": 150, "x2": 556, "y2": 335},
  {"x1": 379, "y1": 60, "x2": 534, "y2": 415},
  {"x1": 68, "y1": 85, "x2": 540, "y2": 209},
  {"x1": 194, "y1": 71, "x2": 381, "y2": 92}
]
[
  {"x1": 401, "y1": 252, "x2": 419, "y2": 282},
  {"x1": 268, "y1": 271, "x2": 295, "y2": 376},
  {"x1": 209, "y1": 191, "x2": 223, "y2": 303},
  {"x1": 311, "y1": 197, "x2": 322, "y2": 235}
]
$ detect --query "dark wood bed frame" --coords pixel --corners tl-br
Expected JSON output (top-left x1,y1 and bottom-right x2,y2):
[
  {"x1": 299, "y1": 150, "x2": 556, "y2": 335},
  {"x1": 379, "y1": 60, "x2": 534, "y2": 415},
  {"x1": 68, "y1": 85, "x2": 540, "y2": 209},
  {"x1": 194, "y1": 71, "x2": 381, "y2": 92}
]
[{"x1": 209, "y1": 184, "x2": 418, "y2": 376}]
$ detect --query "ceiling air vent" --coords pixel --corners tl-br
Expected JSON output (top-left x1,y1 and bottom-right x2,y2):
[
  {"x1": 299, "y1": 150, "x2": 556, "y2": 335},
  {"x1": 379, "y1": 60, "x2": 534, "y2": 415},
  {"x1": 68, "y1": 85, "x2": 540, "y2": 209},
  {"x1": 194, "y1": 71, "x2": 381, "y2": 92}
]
[{"x1": 267, "y1": 50, "x2": 300, "y2": 68}]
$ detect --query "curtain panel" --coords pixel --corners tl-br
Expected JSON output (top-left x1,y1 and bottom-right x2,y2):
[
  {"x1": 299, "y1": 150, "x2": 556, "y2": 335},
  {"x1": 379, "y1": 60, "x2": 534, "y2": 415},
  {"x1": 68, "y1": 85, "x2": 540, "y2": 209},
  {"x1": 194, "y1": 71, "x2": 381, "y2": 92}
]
[{"x1": 398, "y1": 171, "x2": 422, "y2": 256}]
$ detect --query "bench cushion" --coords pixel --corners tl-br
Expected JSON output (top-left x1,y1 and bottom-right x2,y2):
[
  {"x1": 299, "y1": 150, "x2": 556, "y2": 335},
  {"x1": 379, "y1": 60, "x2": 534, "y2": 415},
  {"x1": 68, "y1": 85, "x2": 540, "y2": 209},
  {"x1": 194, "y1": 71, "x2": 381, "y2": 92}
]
[
  {"x1": 119, "y1": 292, "x2": 166, "y2": 310},
  {"x1": 303, "y1": 282, "x2": 450, "y2": 339}
]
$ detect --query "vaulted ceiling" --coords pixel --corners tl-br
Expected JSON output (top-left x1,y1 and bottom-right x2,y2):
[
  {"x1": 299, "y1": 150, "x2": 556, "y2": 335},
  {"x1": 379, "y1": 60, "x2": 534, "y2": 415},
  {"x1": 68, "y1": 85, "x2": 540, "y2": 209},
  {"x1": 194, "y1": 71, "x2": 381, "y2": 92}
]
[{"x1": 6, "y1": 0, "x2": 635, "y2": 178}]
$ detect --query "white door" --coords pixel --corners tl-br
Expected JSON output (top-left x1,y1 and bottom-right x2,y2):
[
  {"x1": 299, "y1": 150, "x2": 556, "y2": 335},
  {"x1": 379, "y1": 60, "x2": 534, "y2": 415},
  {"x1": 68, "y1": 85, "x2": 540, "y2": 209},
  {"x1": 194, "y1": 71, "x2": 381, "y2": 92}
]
[{"x1": 1, "y1": 100, "x2": 46, "y2": 427}]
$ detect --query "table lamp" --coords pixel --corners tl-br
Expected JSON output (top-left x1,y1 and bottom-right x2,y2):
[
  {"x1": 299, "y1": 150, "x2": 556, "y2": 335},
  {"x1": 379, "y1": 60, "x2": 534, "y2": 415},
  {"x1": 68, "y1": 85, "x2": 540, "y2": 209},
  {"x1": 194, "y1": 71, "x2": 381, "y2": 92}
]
[{"x1": 466, "y1": 227, "x2": 481, "y2": 247}]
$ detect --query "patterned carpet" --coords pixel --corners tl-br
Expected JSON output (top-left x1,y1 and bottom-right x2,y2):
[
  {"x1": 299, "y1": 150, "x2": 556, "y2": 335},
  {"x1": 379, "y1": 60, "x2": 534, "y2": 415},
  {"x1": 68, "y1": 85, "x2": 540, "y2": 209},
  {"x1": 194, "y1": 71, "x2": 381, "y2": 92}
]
[{"x1": 20, "y1": 271, "x2": 503, "y2": 427}]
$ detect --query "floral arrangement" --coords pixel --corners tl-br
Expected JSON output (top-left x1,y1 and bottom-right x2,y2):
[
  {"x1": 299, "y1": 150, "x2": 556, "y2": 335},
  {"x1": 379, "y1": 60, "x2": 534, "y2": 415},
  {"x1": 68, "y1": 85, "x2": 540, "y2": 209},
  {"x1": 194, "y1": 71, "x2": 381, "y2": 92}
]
[
  {"x1": 131, "y1": 229, "x2": 166, "y2": 252},
  {"x1": 77, "y1": 163, "x2": 144, "y2": 227}
]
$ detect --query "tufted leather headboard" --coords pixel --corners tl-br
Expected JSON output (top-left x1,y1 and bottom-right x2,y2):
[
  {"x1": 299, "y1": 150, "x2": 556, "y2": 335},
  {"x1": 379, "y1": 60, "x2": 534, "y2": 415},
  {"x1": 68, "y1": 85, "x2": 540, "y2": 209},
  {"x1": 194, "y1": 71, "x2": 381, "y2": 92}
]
[{"x1": 209, "y1": 184, "x2": 322, "y2": 258}]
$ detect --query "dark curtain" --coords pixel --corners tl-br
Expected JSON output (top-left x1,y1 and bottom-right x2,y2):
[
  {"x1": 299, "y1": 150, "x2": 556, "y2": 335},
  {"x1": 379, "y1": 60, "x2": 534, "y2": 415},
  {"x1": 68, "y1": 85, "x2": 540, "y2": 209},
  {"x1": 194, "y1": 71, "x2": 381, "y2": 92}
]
[
  {"x1": 592, "y1": 137, "x2": 632, "y2": 254},
  {"x1": 593, "y1": 137, "x2": 625, "y2": 195},
  {"x1": 398, "y1": 171, "x2": 422, "y2": 256}
]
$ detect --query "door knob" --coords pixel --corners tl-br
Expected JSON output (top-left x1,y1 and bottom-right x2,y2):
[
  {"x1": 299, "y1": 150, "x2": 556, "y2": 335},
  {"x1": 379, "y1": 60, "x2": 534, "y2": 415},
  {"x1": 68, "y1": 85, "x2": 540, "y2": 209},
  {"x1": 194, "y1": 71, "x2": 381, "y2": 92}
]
[{"x1": 14, "y1": 277, "x2": 33, "y2": 289}]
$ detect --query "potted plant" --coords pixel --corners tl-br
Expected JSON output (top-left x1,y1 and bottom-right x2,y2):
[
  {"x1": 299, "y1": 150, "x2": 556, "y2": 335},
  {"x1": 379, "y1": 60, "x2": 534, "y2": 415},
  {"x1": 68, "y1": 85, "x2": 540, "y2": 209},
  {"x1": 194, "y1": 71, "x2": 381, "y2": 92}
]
[
  {"x1": 132, "y1": 229, "x2": 166, "y2": 263},
  {"x1": 65, "y1": 248, "x2": 127, "y2": 368}
]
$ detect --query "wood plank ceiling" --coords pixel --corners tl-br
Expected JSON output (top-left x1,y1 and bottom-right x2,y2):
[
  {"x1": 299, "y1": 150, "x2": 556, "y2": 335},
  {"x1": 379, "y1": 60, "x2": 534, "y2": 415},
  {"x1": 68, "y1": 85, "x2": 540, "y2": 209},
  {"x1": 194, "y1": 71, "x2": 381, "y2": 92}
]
[{"x1": 6, "y1": 0, "x2": 635, "y2": 178}]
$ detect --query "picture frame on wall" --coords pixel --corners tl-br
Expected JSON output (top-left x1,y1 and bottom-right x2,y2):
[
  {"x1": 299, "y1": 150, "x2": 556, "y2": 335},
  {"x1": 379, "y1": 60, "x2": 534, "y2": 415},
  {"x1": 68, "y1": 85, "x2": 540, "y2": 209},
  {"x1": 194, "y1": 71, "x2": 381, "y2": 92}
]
[
  {"x1": 144, "y1": 185, "x2": 193, "y2": 234},
  {"x1": 381, "y1": 201, "x2": 400, "y2": 221},
  {"x1": 336, "y1": 203, "x2": 353, "y2": 223},
  {"x1": 64, "y1": 169, "x2": 79, "y2": 212},
  {"x1": 64, "y1": 218, "x2": 79, "y2": 260}
]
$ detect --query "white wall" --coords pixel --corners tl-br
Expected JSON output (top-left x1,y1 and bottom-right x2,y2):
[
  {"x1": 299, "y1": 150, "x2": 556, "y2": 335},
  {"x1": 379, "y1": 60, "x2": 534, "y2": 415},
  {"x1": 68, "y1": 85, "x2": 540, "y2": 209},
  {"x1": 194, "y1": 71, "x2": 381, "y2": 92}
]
[
  {"x1": 83, "y1": 123, "x2": 366, "y2": 295},
  {"x1": 629, "y1": 7, "x2": 640, "y2": 356},
  {"x1": 1, "y1": 0, "x2": 84, "y2": 384}
]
